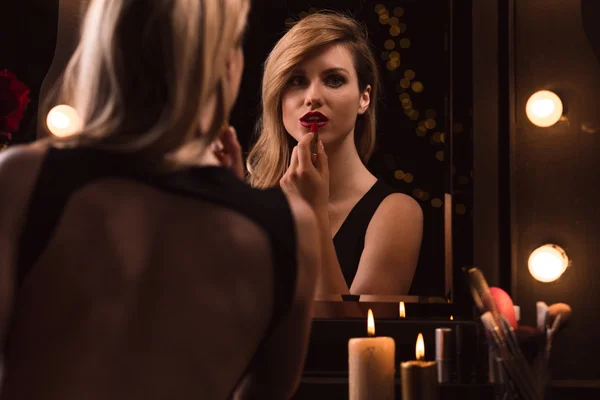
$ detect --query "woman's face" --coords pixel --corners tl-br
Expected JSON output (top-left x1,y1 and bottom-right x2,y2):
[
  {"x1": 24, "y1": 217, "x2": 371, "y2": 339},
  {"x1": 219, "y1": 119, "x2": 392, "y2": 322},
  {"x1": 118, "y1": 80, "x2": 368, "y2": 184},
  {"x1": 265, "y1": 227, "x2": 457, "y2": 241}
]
[{"x1": 281, "y1": 43, "x2": 370, "y2": 147}]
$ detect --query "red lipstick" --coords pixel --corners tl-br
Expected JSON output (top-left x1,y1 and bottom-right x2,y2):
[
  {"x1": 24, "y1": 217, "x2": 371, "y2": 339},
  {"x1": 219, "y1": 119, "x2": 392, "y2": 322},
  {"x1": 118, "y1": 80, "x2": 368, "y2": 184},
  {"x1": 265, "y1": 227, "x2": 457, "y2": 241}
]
[{"x1": 300, "y1": 111, "x2": 328, "y2": 128}]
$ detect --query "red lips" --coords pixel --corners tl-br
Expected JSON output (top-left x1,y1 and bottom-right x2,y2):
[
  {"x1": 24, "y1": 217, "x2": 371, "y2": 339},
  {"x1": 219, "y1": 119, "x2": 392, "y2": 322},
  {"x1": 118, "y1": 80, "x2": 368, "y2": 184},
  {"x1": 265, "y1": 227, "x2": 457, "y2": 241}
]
[{"x1": 300, "y1": 111, "x2": 329, "y2": 128}]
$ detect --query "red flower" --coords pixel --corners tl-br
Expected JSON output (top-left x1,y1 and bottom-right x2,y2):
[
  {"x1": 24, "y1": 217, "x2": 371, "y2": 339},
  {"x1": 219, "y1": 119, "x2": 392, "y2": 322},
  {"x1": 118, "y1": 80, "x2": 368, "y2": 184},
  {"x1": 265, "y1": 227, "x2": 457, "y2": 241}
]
[{"x1": 0, "y1": 70, "x2": 31, "y2": 134}]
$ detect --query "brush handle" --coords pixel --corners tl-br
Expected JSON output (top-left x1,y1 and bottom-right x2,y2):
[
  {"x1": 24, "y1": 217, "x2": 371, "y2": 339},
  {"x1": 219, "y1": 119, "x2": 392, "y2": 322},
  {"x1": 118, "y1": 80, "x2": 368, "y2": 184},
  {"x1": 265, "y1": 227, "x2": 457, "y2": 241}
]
[
  {"x1": 482, "y1": 314, "x2": 541, "y2": 400},
  {"x1": 468, "y1": 269, "x2": 503, "y2": 327}
]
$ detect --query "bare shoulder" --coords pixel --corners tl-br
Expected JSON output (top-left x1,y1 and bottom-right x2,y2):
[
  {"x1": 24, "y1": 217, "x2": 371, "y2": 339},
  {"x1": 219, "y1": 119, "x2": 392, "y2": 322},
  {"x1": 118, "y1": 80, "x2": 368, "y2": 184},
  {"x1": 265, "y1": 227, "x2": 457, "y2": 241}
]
[
  {"x1": 0, "y1": 142, "x2": 49, "y2": 216},
  {"x1": 0, "y1": 142, "x2": 47, "y2": 171},
  {"x1": 355, "y1": 193, "x2": 423, "y2": 294},
  {"x1": 373, "y1": 192, "x2": 424, "y2": 227}
]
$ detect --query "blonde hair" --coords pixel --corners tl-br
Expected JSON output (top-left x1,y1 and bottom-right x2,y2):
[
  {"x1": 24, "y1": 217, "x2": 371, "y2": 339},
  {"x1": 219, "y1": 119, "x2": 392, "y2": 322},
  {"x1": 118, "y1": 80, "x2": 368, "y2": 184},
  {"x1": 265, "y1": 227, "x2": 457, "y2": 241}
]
[
  {"x1": 50, "y1": 0, "x2": 249, "y2": 165},
  {"x1": 246, "y1": 11, "x2": 380, "y2": 188}
]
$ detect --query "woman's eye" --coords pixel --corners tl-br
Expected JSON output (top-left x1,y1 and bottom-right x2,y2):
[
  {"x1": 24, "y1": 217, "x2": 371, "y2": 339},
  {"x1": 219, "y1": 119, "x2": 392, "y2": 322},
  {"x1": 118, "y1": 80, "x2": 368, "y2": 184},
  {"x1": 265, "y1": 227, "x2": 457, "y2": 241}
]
[
  {"x1": 288, "y1": 76, "x2": 304, "y2": 86},
  {"x1": 327, "y1": 75, "x2": 345, "y2": 87}
]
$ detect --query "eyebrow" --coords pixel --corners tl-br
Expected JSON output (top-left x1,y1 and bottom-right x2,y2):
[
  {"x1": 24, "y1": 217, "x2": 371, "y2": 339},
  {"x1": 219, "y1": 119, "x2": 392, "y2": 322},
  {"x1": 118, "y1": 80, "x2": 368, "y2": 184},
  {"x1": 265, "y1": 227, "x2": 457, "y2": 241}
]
[{"x1": 293, "y1": 67, "x2": 350, "y2": 75}]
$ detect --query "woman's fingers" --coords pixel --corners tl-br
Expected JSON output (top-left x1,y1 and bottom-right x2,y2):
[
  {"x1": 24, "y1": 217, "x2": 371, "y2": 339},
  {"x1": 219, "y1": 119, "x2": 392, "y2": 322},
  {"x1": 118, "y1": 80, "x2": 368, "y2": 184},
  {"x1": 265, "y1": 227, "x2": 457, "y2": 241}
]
[
  {"x1": 296, "y1": 133, "x2": 315, "y2": 171},
  {"x1": 211, "y1": 125, "x2": 244, "y2": 180},
  {"x1": 289, "y1": 144, "x2": 299, "y2": 170},
  {"x1": 315, "y1": 140, "x2": 328, "y2": 178},
  {"x1": 221, "y1": 126, "x2": 244, "y2": 179}
]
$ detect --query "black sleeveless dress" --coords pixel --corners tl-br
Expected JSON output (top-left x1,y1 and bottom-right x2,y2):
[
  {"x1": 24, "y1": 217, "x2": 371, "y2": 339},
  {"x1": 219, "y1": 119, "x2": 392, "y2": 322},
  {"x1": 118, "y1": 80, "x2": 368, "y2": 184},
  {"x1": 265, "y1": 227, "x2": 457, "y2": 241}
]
[
  {"x1": 333, "y1": 179, "x2": 397, "y2": 288},
  {"x1": 13, "y1": 145, "x2": 298, "y2": 397}
]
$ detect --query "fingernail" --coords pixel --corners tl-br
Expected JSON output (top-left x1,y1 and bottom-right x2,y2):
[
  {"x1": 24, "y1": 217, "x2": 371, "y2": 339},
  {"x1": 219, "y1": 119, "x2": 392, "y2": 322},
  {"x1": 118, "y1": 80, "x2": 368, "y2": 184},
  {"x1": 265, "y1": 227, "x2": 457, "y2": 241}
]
[{"x1": 319, "y1": 140, "x2": 324, "y2": 150}]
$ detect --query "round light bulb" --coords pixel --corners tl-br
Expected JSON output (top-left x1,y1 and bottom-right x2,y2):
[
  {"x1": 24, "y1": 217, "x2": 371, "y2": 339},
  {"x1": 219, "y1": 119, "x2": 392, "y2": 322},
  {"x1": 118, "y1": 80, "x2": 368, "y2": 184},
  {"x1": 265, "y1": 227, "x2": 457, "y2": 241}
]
[
  {"x1": 46, "y1": 105, "x2": 81, "y2": 137},
  {"x1": 528, "y1": 244, "x2": 569, "y2": 282},
  {"x1": 525, "y1": 90, "x2": 563, "y2": 127}
]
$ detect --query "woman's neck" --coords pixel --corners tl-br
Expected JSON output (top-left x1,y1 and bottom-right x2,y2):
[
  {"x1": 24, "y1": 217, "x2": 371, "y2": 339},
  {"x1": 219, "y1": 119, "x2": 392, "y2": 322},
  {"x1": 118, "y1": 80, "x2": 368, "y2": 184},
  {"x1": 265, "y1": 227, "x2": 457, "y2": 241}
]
[{"x1": 325, "y1": 131, "x2": 377, "y2": 204}]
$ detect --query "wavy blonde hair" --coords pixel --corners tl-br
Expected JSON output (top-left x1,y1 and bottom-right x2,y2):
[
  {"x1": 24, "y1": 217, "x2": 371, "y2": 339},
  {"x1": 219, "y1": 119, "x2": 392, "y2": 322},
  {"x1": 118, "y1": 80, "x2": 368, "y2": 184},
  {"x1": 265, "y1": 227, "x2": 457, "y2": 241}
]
[
  {"x1": 50, "y1": 0, "x2": 249, "y2": 165},
  {"x1": 246, "y1": 11, "x2": 380, "y2": 188}
]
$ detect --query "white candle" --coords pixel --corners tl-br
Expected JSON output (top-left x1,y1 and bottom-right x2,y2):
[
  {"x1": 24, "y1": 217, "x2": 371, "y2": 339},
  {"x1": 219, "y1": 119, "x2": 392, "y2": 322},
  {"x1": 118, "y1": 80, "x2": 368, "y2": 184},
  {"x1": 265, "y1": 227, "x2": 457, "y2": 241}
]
[
  {"x1": 401, "y1": 333, "x2": 439, "y2": 400},
  {"x1": 348, "y1": 309, "x2": 396, "y2": 400}
]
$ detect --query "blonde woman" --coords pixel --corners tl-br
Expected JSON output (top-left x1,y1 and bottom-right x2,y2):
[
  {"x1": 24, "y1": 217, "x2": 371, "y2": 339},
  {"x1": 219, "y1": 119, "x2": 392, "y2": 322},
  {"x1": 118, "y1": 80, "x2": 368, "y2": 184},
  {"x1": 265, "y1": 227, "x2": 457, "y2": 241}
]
[
  {"x1": 0, "y1": 1, "x2": 320, "y2": 399},
  {"x1": 247, "y1": 12, "x2": 423, "y2": 300}
]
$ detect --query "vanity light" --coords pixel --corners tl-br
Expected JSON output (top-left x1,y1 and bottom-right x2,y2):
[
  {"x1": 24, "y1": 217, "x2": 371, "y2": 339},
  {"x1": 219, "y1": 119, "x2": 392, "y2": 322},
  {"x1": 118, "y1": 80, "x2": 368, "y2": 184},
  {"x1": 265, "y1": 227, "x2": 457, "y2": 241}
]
[
  {"x1": 46, "y1": 105, "x2": 81, "y2": 137},
  {"x1": 525, "y1": 90, "x2": 563, "y2": 127},
  {"x1": 528, "y1": 244, "x2": 570, "y2": 282}
]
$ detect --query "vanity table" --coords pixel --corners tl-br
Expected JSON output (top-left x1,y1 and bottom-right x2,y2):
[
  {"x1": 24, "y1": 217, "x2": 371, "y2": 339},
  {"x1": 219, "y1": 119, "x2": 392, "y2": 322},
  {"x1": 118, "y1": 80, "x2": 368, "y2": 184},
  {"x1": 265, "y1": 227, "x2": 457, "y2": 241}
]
[{"x1": 293, "y1": 302, "x2": 495, "y2": 400}]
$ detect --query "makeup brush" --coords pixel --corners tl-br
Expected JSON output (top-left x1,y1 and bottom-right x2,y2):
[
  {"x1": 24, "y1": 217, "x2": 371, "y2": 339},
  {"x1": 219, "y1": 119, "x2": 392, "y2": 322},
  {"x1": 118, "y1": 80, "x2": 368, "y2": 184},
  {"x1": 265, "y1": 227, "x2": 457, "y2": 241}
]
[
  {"x1": 536, "y1": 302, "x2": 549, "y2": 334},
  {"x1": 481, "y1": 312, "x2": 540, "y2": 400},
  {"x1": 533, "y1": 302, "x2": 548, "y2": 389},
  {"x1": 546, "y1": 303, "x2": 572, "y2": 355},
  {"x1": 548, "y1": 303, "x2": 572, "y2": 331},
  {"x1": 467, "y1": 268, "x2": 506, "y2": 342}
]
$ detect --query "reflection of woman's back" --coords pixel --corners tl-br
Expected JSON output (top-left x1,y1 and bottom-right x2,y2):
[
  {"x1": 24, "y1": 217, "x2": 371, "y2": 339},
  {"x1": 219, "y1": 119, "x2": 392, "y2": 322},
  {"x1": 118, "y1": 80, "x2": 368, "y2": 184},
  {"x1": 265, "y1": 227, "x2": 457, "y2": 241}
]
[{"x1": 3, "y1": 146, "x2": 296, "y2": 399}]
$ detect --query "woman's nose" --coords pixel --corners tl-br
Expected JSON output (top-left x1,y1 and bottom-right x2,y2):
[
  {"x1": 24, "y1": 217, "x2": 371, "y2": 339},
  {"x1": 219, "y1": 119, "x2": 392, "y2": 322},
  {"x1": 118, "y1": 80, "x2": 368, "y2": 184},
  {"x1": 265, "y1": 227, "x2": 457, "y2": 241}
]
[{"x1": 304, "y1": 82, "x2": 323, "y2": 108}]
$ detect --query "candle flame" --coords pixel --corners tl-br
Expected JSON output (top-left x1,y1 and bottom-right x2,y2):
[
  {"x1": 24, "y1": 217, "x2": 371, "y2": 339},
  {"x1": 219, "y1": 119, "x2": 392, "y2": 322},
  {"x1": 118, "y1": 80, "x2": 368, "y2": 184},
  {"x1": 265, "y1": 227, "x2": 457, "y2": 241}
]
[
  {"x1": 399, "y1": 301, "x2": 406, "y2": 318},
  {"x1": 450, "y1": 315, "x2": 454, "y2": 321},
  {"x1": 367, "y1": 309, "x2": 375, "y2": 336},
  {"x1": 415, "y1": 333, "x2": 425, "y2": 360}
]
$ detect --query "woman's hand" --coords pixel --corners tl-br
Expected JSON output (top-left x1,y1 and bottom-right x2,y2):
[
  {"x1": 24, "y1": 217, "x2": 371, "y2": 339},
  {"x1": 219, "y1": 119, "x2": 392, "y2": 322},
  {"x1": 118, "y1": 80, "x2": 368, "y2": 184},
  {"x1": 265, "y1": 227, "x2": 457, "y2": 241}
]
[
  {"x1": 211, "y1": 125, "x2": 245, "y2": 180},
  {"x1": 280, "y1": 132, "x2": 329, "y2": 212}
]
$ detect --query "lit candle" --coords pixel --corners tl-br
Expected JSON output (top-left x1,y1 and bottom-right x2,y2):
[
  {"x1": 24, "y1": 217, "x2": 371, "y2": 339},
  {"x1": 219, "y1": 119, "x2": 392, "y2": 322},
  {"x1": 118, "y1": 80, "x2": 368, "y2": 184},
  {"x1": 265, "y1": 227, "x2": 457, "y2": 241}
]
[
  {"x1": 400, "y1": 333, "x2": 439, "y2": 400},
  {"x1": 399, "y1": 301, "x2": 406, "y2": 318},
  {"x1": 348, "y1": 309, "x2": 396, "y2": 400}
]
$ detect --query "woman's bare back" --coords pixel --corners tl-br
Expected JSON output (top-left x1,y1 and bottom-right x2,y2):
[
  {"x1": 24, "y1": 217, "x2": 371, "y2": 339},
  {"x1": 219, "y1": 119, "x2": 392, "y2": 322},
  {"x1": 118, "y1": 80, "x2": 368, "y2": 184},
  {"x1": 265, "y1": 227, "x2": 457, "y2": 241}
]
[{"x1": 0, "y1": 145, "x2": 319, "y2": 400}]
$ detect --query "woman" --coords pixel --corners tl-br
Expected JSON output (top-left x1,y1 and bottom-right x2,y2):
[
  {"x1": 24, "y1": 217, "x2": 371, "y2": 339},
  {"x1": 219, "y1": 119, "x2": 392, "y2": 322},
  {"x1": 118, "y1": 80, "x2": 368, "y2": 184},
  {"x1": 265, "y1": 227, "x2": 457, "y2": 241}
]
[
  {"x1": 0, "y1": 0, "x2": 320, "y2": 399},
  {"x1": 247, "y1": 12, "x2": 423, "y2": 300}
]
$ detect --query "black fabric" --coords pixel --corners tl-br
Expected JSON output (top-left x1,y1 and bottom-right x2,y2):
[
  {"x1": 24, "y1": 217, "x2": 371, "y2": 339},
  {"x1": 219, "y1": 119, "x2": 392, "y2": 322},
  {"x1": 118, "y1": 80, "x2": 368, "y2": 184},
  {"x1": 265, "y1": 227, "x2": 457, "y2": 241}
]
[
  {"x1": 332, "y1": 180, "x2": 396, "y2": 288},
  {"x1": 15, "y1": 146, "x2": 298, "y2": 391}
]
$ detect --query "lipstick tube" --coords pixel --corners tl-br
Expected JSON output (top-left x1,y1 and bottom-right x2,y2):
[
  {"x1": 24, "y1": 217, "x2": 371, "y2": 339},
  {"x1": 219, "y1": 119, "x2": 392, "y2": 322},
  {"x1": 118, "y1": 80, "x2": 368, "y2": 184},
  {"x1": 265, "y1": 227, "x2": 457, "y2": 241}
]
[
  {"x1": 435, "y1": 328, "x2": 454, "y2": 383},
  {"x1": 310, "y1": 123, "x2": 319, "y2": 156}
]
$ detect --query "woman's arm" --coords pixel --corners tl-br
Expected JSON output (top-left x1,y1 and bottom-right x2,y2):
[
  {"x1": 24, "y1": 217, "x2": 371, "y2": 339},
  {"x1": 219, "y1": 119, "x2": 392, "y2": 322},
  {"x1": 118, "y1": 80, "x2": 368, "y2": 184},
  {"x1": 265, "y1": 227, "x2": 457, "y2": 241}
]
[
  {"x1": 233, "y1": 194, "x2": 320, "y2": 400},
  {"x1": 349, "y1": 193, "x2": 424, "y2": 296},
  {"x1": 279, "y1": 134, "x2": 349, "y2": 300}
]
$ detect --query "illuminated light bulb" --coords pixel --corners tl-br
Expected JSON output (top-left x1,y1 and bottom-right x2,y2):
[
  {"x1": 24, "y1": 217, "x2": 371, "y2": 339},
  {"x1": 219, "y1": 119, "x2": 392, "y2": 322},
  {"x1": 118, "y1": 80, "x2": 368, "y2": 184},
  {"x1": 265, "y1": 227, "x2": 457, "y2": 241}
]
[
  {"x1": 46, "y1": 105, "x2": 81, "y2": 137},
  {"x1": 528, "y1": 244, "x2": 569, "y2": 282},
  {"x1": 525, "y1": 90, "x2": 563, "y2": 127}
]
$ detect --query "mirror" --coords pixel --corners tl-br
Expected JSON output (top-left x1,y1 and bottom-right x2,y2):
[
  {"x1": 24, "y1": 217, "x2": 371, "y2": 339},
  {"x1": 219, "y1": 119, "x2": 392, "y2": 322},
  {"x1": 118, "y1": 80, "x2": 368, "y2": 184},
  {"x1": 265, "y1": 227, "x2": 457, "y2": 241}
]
[
  {"x1": 37, "y1": 0, "x2": 474, "y2": 312},
  {"x1": 231, "y1": 0, "x2": 473, "y2": 305}
]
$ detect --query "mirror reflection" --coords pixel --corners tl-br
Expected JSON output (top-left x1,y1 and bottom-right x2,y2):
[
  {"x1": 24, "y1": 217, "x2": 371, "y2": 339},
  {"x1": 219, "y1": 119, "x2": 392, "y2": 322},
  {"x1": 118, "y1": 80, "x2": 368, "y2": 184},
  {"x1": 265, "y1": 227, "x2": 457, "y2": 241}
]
[{"x1": 231, "y1": 1, "x2": 456, "y2": 302}]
